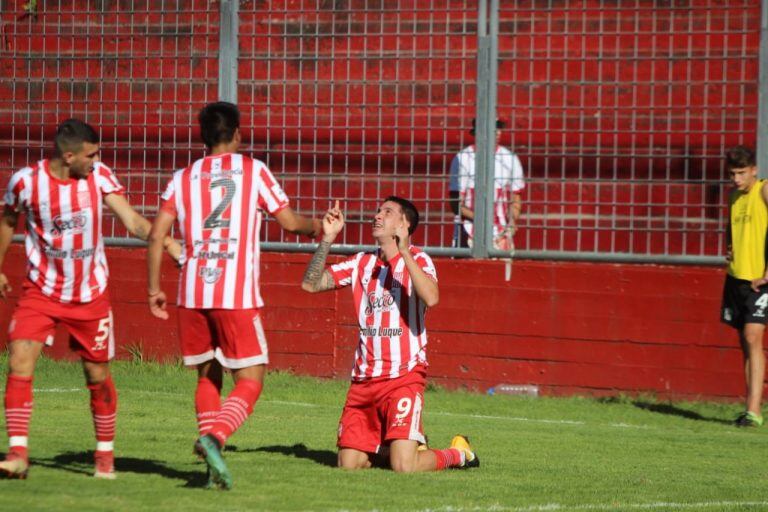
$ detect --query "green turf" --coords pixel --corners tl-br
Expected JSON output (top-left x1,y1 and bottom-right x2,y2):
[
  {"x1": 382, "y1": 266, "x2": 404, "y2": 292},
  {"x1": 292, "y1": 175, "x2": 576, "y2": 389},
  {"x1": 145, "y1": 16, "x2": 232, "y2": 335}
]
[{"x1": 0, "y1": 356, "x2": 766, "y2": 511}]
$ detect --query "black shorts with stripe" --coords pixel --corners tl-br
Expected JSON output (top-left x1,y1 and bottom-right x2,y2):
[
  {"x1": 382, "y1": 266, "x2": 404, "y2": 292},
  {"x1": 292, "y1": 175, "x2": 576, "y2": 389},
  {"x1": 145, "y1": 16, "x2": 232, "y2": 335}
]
[{"x1": 721, "y1": 274, "x2": 768, "y2": 329}]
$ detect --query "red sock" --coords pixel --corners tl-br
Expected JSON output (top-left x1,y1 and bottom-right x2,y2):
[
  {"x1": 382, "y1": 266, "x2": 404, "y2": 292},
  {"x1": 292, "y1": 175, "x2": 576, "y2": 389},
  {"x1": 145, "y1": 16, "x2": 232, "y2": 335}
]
[
  {"x1": 432, "y1": 448, "x2": 464, "y2": 470},
  {"x1": 4, "y1": 374, "x2": 33, "y2": 461},
  {"x1": 87, "y1": 375, "x2": 117, "y2": 452},
  {"x1": 195, "y1": 377, "x2": 222, "y2": 436},
  {"x1": 208, "y1": 378, "x2": 262, "y2": 446}
]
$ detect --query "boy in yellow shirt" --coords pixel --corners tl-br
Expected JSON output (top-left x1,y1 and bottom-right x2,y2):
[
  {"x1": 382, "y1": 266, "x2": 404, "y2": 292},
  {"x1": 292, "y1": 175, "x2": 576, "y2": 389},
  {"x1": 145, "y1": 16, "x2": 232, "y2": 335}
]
[{"x1": 722, "y1": 145, "x2": 768, "y2": 427}]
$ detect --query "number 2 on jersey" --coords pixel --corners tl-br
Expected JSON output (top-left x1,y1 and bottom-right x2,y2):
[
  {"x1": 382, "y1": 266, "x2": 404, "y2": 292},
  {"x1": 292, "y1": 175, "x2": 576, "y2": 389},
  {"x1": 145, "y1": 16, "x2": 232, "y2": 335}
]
[{"x1": 204, "y1": 178, "x2": 236, "y2": 229}]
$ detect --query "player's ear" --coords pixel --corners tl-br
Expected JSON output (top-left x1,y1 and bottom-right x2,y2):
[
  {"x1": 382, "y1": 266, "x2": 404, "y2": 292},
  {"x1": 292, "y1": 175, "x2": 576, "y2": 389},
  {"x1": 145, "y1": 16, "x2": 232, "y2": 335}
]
[
  {"x1": 62, "y1": 151, "x2": 76, "y2": 166},
  {"x1": 401, "y1": 214, "x2": 410, "y2": 232}
]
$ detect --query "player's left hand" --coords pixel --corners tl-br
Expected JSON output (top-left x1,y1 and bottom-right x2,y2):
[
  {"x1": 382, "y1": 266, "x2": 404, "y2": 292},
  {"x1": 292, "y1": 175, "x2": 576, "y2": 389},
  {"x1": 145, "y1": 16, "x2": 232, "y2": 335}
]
[
  {"x1": 751, "y1": 277, "x2": 768, "y2": 292},
  {"x1": 148, "y1": 290, "x2": 169, "y2": 319},
  {"x1": 322, "y1": 200, "x2": 345, "y2": 240},
  {"x1": 393, "y1": 218, "x2": 410, "y2": 254}
]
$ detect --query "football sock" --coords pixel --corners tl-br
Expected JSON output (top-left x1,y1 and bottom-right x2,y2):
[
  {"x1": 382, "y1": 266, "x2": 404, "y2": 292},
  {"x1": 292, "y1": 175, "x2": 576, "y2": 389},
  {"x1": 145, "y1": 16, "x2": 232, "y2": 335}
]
[
  {"x1": 4, "y1": 374, "x2": 33, "y2": 461},
  {"x1": 432, "y1": 448, "x2": 465, "y2": 470},
  {"x1": 208, "y1": 378, "x2": 262, "y2": 446},
  {"x1": 195, "y1": 377, "x2": 222, "y2": 436},
  {"x1": 88, "y1": 375, "x2": 117, "y2": 452}
]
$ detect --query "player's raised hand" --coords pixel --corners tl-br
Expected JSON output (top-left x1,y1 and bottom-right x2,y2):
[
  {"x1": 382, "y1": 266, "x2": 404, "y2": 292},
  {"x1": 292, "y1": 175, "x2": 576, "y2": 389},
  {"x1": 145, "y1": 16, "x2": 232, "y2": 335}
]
[
  {"x1": 0, "y1": 273, "x2": 11, "y2": 299},
  {"x1": 322, "y1": 200, "x2": 345, "y2": 239},
  {"x1": 393, "y1": 216, "x2": 410, "y2": 253},
  {"x1": 148, "y1": 290, "x2": 169, "y2": 320}
]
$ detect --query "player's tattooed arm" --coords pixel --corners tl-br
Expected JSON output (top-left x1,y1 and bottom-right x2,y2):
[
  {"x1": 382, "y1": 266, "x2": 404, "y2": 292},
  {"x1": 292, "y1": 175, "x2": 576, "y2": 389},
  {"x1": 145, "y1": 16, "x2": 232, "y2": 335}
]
[{"x1": 301, "y1": 240, "x2": 336, "y2": 292}]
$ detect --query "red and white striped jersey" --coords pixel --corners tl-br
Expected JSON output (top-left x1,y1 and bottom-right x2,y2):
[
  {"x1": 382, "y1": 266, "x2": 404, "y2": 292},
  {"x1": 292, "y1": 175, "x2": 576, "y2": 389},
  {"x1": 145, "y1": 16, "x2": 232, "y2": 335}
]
[
  {"x1": 2, "y1": 159, "x2": 124, "y2": 303},
  {"x1": 160, "y1": 153, "x2": 290, "y2": 309},
  {"x1": 448, "y1": 145, "x2": 525, "y2": 239},
  {"x1": 328, "y1": 247, "x2": 437, "y2": 381}
]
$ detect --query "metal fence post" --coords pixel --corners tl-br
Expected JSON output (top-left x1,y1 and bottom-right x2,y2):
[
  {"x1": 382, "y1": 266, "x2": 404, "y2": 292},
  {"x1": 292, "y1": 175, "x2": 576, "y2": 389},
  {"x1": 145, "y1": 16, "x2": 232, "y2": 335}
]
[
  {"x1": 219, "y1": 0, "x2": 239, "y2": 103},
  {"x1": 485, "y1": 0, "x2": 500, "y2": 253},
  {"x1": 473, "y1": 0, "x2": 496, "y2": 258},
  {"x1": 759, "y1": 0, "x2": 768, "y2": 176}
]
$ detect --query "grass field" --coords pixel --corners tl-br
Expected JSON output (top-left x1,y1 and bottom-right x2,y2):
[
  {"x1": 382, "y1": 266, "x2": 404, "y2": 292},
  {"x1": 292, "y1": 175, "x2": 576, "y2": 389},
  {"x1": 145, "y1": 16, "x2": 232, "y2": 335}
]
[{"x1": 0, "y1": 357, "x2": 766, "y2": 512}]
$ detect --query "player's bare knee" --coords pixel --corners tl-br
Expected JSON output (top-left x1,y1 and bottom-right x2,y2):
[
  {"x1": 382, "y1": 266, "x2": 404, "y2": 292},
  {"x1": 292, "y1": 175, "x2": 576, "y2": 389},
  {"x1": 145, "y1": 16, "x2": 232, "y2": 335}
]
[
  {"x1": 337, "y1": 458, "x2": 370, "y2": 470},
  {"x1": 743, "y1": 333, "x2": 765, "y2": 351},
  {"x1": 7, "y1": 340, "x2": 41, "y2": 376},
  {"x1": 338, "y1": 461, "x2": 363, "y2": 470},
  {"x1": 390, "y1": 459, "x2": 417, "y2": 473},
  {"x1": 389, "y1": 451, "x2": 418, "y2": 473},
  {"x1": 337, "y1": 450, "x2": 371, "y2": 470},
  {"x1": 82, "y1": 361, "x2": 110, "y2": 385}
]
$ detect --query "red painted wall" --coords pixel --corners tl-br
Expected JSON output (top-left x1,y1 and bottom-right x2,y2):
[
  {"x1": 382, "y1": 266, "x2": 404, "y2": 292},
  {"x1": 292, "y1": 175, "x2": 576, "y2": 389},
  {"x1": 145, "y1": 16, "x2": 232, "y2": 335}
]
[{"x1": 0, "y1": 244, "x2": 746, "y2": 401}]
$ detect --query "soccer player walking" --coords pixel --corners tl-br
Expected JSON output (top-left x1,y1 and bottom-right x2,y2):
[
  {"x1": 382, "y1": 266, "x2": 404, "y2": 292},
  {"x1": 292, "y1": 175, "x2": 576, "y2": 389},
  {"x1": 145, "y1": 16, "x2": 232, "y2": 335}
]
[
  {"x1": 302, "y1": 197, "x2": 479, "y2": 472},
  {"x1": 0, "y1": 119, "x2": 181, "y2": 479},
  {"x1": 721, "y1": 146, "x2": 768, "y2": 427},
  {"x1": 146, "y1": 101, "x2": 321, "y2": 489}
]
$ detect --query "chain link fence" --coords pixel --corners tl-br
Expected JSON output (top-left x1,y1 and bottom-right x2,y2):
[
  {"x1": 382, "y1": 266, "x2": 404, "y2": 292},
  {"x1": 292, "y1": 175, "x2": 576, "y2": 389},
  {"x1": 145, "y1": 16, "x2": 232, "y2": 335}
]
[{"x1": 0, "y1": 0, "x2": 762, "y2": 262}]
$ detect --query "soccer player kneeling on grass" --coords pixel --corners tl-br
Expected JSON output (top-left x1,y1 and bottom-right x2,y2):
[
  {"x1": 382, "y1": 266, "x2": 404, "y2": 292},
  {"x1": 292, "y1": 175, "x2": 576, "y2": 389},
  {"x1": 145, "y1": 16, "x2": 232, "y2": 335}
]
[
  {"x1": 301, "y1": 197, "x2": 479, "y2": 472},
  {"x1": 146, "y1": 101, "x2": 322, "y2": 489},
  {"x1": 0, "y1": 119, "x2": 181, "y2": 479}
]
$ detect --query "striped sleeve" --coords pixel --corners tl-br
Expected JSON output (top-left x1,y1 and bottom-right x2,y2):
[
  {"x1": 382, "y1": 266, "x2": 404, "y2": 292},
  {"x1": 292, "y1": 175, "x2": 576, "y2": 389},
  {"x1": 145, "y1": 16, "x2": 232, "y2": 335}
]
[
  {"x1": 3, "y1": 168, "x2": 29, "y2": 211},
  {"x1": 94, "y1": 163, "x2": 125, "y2": 195},
  {"x1": 414, "y1": 249, "x2": 438, "y2": 281},
  {"x1": 160, "y1": 178, "x2": 177, "y2": 215},
  {"x1": 256, "y1": 163, "x2": 290, "y2": 215},
  {"x1": 328, "y1": 253, "x2": 362, "y2": 288}
]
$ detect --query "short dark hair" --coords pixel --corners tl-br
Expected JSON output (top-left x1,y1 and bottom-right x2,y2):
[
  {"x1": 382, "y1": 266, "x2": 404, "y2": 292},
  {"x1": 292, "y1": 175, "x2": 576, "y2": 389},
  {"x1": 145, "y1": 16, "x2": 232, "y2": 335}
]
[
  {"x1": 726, "y1": 146, "x2": 756, "y2": 169},
  {"x1": 54, "y1": 119, "x2": 99, "y2": 156},
  {"x1": 384, "y1": 195, "x2": 419, "y2": 235},
  {"x1": 470, "y1": 117, "x2": 506, "y2": 136},
  {"x1": 198, "y1": 101, "x2": 240, "y2": 148}
]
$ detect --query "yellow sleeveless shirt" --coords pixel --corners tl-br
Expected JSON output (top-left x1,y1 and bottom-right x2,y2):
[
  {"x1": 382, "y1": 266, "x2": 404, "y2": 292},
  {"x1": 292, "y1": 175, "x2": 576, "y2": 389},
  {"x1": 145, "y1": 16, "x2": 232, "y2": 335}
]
[{"x1": 729, "y1": 179, "x2": 768, "y2": 280}]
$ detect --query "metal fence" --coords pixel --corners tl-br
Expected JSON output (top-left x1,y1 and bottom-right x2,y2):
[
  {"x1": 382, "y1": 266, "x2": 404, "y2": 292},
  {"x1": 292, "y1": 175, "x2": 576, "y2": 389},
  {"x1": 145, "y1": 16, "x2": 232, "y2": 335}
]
[{"x1": 0, "y1": 0, "x2": 763, "y2": 263}]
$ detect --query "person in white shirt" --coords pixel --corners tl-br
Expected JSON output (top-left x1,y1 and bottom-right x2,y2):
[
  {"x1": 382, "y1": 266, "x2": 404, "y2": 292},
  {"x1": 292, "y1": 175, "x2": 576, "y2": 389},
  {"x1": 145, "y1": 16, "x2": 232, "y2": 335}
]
[{"x1": 447, "y1": 118, "x2": 525, "y2": 249}]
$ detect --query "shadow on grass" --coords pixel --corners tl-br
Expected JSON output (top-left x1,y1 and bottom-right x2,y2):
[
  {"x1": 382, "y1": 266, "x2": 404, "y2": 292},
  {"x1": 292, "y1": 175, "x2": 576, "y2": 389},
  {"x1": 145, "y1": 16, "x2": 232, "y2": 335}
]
[
  {"x1": 32, "y1": 450, "x2": 209, "y2": 487},
  {"x1": 631, "y1": 401, "x2": 733, "y2": 425},
  {"x1": 234, "y1": 443, "x2": 337, "y2": 467}
]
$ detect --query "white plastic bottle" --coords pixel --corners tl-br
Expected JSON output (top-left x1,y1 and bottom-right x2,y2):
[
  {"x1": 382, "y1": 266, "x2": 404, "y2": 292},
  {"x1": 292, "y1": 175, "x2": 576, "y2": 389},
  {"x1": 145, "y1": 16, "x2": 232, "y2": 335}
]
[{"x1": 487, "y1": 384, "x2": 539, "y2": 397}]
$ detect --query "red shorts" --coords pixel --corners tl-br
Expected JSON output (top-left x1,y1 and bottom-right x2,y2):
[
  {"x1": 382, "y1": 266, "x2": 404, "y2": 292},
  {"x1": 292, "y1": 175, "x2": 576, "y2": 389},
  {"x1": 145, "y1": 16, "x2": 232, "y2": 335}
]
[
  {"x1": 8, "y1": 283, "x2": 114, "y2": 362},
  {"x1": 177, "y1": 307, "x2": 268, "y2": 369},
  {"x1": 337, "y1": 367, "x2": 427, "y2": 453}
]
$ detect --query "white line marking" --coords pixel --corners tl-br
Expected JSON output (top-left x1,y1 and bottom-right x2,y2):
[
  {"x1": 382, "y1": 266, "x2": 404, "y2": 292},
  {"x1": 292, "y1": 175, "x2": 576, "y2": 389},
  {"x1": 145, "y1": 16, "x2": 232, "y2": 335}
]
[
  {"x1": 608, "y1": 422, "x2": 651, "y2": 429},
  {"x1": 265, "y1": 399, "x2": 320, "y2": 408},
  {"x1": 409, "y1": 501, "x2": 768, "y2": 512},
  {"x1": 133, "y1": 394, "x2": 734, "y2": 435},
  {"x1": 33, "y1": 388, "x2": 81, "y2": 393},
  {"x1": 431, "y1": 411, "x2": 586, "y2": 425},
  {"x1": 507, "y1": 501, "x2": 768, "y2": 511},
  {"x1": 258, "y1": 400, "x2": 736, "y2": 433}
]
